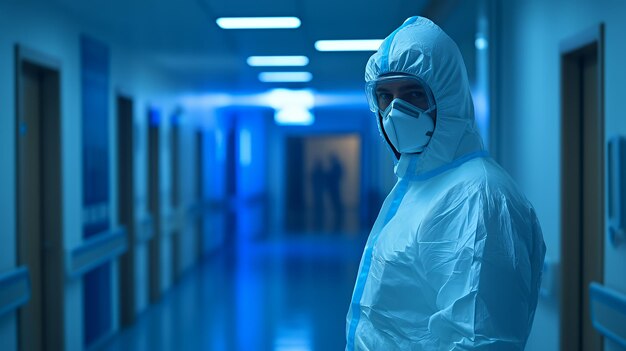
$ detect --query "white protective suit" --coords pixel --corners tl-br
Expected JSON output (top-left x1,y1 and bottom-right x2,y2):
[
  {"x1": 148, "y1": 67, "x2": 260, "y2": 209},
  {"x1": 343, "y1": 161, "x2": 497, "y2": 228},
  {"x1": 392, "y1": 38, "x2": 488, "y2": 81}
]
[{"x1": 346, "y1": 17, "x2": 546, "y2": 350}]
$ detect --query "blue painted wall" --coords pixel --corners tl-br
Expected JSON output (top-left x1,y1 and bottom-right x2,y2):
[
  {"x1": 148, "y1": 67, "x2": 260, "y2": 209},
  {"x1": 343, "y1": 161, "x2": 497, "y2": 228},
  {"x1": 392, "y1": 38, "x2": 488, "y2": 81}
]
[
  {"x1": 496, "y1": 1, "x2": 626, "y2": 350},
  {"x1": 80, "y1": 35, "x2": 112, "y2": 347},
  {"x1": 0, "y1": 1, "x2": 189, "y2": 350}
]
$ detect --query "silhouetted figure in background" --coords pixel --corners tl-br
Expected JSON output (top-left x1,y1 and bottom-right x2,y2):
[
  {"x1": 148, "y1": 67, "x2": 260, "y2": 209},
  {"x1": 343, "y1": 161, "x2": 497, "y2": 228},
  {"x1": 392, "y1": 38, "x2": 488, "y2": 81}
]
[
  {"x1": 311, "y1": 159, "x2": 326, "y2": 231},
  {"x1": 326, "y1": 154, "x2": 344, "y2": 232}
]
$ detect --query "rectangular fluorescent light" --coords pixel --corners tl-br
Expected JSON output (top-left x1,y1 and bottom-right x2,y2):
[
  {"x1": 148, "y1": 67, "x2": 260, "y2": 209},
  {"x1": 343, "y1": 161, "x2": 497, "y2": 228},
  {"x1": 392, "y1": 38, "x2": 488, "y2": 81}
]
[
  {"x1": 216, "y1": 17, "x2": 301, "y2": 29},
  {"x1": 265, "y1": 89, "x2": 314, "y2": 109},
  {"x1": 247, "y1": 56, "x2": 309, "y2": 67},
  {"x1": 259, "y1": 72, "x2": 312, "y2": 83},
  {"x1": 314, "y1": 39, "x2": 384, "y2": 51},
  {"x1": 275, "y1": 108, "x2": 314, "y2": 126}
]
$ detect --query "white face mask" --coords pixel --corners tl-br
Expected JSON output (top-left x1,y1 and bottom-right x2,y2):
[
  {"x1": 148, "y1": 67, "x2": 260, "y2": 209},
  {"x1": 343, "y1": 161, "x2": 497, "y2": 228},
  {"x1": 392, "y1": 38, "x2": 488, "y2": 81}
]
[{"x1": 381, "y1": 98, "x2": 435, "y2": 154}]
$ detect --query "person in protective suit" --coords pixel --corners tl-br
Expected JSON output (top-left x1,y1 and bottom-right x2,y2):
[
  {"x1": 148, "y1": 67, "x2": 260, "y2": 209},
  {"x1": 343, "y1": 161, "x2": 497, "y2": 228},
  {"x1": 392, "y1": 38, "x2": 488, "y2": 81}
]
[{"x1": 345, "y1": 16, "x2": 546, "y2": 350}]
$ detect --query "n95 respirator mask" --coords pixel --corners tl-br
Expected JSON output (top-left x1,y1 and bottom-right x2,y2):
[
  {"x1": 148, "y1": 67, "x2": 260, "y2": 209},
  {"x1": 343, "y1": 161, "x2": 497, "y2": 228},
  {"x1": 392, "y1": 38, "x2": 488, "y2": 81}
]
[{"x1": 381, "y1": 98, "x2": 435, "y2": 154}]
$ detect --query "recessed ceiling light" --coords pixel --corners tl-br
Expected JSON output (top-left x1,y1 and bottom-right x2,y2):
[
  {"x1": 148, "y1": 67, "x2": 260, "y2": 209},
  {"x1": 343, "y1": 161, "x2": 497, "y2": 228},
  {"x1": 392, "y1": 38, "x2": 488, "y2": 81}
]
[
  {"x1": 258, "y1": 72, "x2": 312, "y2": 83},
  {"x1": 314, "y1": 39, "x2": 384, "y2": 52},
  {"x1": 247, "y1": 56, "x2": 309, "y2": 67},
  {"x1": 216, "y1": 17, "x2": 301, "y2": 29}
]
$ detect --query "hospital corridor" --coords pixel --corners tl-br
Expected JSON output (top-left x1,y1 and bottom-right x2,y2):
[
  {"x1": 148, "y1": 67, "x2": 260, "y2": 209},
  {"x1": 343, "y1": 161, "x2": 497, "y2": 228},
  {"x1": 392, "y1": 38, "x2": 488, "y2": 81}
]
[{"x1": 1, "y1": 0, "x2": 626, "y2": 350}]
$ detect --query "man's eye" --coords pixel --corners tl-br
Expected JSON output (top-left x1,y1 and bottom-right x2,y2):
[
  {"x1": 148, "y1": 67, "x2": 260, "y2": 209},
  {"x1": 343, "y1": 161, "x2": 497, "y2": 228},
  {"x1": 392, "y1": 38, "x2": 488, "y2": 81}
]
[
  {"x1": 377, "y1": 93, "x2": 392, "y2": 101},
  {"x1": 409, "y1": 91, "x2": 425, "y2": 99}
]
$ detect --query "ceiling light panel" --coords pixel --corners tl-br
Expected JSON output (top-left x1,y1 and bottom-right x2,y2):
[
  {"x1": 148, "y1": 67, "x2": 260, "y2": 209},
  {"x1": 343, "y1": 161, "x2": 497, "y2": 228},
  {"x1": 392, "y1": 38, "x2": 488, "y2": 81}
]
[
  {"x1": 216, "y1": 17, "x2": 301, "y2": 29},
  {"x1": 247, "y1": 56, "x2": 309, "y2": 67},
  {"x1": 314, "y1": 39, "x2": 383, "y2": 51},
  {"x1": 258, "y1": 72, "x2": 312, "y2": 83}
]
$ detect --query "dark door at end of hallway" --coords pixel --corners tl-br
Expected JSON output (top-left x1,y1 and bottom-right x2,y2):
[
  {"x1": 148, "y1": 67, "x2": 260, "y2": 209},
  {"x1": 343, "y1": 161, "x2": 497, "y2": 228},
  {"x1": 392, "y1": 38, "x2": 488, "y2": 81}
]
[{"x1": 284, "y1": 134, "x2": 362, "y2": 234}]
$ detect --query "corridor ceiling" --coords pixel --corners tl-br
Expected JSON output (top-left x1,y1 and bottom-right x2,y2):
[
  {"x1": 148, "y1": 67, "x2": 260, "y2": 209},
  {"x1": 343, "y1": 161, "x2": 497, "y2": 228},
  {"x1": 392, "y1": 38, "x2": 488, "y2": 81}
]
[{"x1": 47, "y1": 0, "x2": 474, "y2": 91}]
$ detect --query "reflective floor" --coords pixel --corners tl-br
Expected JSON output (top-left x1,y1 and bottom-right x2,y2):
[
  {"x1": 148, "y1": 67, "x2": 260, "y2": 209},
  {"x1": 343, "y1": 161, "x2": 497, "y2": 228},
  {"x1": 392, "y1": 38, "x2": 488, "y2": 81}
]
[{"x1": 102, "y1": 234, "x2": 366, "y2": 351}]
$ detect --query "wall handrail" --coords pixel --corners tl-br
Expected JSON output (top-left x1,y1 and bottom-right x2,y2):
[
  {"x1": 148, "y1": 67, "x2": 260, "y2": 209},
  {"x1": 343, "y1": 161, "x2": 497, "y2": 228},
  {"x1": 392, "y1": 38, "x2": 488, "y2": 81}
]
[
  {"x1": 66, "y1": 227, "x2": 128, "y2": 278},
  {"x1": 590, "y1": 282, "x2": 626, "y2": 348},
  {"x1": 0, "y1": 266, "x2": 31, "y2": 316}
]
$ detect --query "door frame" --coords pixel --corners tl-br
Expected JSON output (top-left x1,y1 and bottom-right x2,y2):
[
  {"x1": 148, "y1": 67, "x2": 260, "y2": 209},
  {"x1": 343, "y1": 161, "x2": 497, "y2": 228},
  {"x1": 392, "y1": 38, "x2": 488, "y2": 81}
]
[
  {"x1": 282, "y1": 132, "x2": 365, "y2": 234},
  {"x1": 195, "y1": 129, "x2": 204, "y2": 260},
  {"x1": 147, "y1": 108, "x2": 162, "y2": 303},
  {"x1": 170, "y1": 117, "x2": 182, "y2": 281},
  {"x1": 116, "y1": 94, "x2": 136, "y2": 326},
  {"x1": 14, "y1": 44, "x2": 65, "y2": 351},
  {"x1": 559, "y1": 23, "x2": 605, "y2": 351}
]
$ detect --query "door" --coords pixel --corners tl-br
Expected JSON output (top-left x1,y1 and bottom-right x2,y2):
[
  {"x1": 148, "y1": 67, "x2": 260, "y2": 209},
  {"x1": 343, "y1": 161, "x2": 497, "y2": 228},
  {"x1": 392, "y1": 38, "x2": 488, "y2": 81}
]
[
  {"x1": 16, "y1": 48, "x2": 64, "y2": 351},
  {"x1": 284, "y1": 134, "x2": 362, "y2": 234},
  {"x1": 560, "y1": 25, "x2": 605, "y2": 351},
  {"x1": 117, "y1": 95, "x2": 136, "y2": 326},
  {"x1": 171, "y1": 120, "x2": 181, "y2": 281},
  {"x1": 303, "y1": 135, "x2": 361, "y2": 233},
  {"x1": 148, "y1": 108, "x2": 162, "y2": 302},
  {"x1": 195, "y1": 130, "x2": 205, "y2": 260},
  {"x1": 225, "y1": 116, "x2": 238, "y2": 246}
]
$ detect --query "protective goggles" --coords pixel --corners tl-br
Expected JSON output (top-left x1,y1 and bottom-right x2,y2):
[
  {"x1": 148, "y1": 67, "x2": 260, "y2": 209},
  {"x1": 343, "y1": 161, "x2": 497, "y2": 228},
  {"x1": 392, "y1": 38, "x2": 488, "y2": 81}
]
[{"x1": 365, "y1": 74, "x2": 436, "y2": 113}]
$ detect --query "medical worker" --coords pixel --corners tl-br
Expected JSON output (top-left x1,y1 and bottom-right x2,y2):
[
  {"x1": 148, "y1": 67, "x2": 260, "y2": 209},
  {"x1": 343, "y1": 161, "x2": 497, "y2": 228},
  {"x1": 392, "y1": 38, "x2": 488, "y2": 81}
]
[{"x1": 345, "y1": 16, "x2": 546, "y2": 350}]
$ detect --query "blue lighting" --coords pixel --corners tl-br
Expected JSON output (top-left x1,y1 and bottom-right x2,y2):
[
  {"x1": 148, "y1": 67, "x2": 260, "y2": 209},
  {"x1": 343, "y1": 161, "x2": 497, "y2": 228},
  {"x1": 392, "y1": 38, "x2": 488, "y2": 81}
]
[
  {"x1": 149, "y1": 109, "x2": 160, "y2": 126},
  {"x1": 215, "y1": 129, "x2": 225, "y2": 162},
  {"x1": 274, "y1": 108, "x2": 314, "y2": 126},
  {"x1": 239, "y1": 128, "x2": 252, "y2": 166},
  {"x1": 247, "y1": 56, "x2": 309, "y2": 67},
  {"x1": 314, "y1": 40, "x2": 383, "y2": 52},
  {"x1": 259, "y1": 72, "x2": 312, "y2": 83},
  {"x1": 264, "y1": 89, "x2": 314, "y2": 109},
  {"x1": 216, "y1": 17, "x2": 301, "y2": 29},
  {"x1": 179, "y1": 89, "x2": 370, "y2": 111},
  {"x1": 475, "y1": 36, "x2": 488, "y2": 50}
]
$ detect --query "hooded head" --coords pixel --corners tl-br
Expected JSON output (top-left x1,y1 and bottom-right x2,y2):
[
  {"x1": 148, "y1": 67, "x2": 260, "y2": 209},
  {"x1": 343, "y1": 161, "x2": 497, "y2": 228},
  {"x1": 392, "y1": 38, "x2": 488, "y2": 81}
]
[{"x1": 366, "y1": 16, "x2": 484, "y2": 178}]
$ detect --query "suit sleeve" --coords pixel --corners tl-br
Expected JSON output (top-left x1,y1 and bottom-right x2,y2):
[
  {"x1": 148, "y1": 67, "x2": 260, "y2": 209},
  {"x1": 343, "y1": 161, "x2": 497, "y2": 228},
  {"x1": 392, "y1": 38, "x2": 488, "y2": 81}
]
[{"x1": 422, "y1": 188, "x2": 546, "y2": 350}]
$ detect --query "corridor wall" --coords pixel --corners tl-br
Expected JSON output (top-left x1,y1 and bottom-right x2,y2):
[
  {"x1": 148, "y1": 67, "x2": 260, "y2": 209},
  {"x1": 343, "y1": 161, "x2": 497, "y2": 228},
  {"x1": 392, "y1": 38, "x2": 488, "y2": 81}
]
[
  {"x1": 495, "y1": 1, "x2": 626, "y2": 350},
  {"x1": 0, "y1": 1, "x2": 186, "y2": 350}
]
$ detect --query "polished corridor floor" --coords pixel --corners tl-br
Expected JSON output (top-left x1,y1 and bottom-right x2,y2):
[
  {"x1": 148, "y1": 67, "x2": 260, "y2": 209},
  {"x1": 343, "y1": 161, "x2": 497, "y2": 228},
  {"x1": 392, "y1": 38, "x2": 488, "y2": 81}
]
[{"x1": 102, "y1": 235, "x2": 366, "y2": 351}]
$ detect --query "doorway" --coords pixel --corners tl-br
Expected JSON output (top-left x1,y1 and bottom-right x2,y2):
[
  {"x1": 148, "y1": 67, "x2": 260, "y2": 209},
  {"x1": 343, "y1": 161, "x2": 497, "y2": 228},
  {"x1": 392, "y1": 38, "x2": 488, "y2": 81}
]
[
  {"x1": 171, "y1": 120, "x2": 182, "y2": 282},
  {"x1": 117, "y1": 95, "x2": 136, "y2": 326},
  {"x1": 148, "y1": 108, "x2": 162, "y2": 302},
  {"x1": 15, "y1": 46, "x2": 64, "y2": 351},
  {"x1": 195, "y1": 130, "x2": 204, "y2": 260},
  {"x1": 225, "y1": 117, "x2": 238, "y2": 246},
  {"x1": 284, "y1": 134, "x2": 362, "y2": 234},
  {"x1": 560, "y1": 24, "x2": 605, "y2": 351}
]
